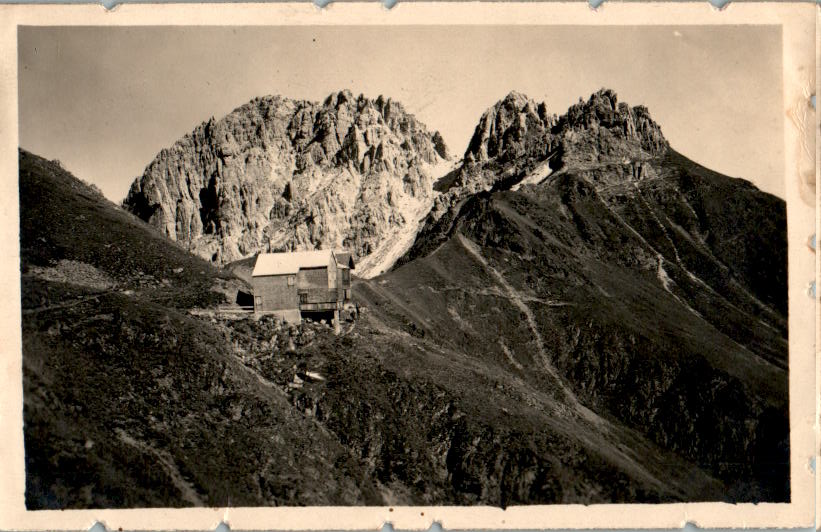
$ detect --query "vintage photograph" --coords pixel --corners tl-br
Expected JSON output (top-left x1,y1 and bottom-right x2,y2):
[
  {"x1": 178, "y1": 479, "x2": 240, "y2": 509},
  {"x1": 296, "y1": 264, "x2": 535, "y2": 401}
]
[{"x1": 3, "y1": 7, "x2": 814, "y2": 527}]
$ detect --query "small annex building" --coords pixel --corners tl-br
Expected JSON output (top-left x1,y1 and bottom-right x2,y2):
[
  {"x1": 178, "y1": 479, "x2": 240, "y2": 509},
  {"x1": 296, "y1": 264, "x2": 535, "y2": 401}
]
[{"x1": 251, "y1": 249, "x2": 355, "y2": 323}]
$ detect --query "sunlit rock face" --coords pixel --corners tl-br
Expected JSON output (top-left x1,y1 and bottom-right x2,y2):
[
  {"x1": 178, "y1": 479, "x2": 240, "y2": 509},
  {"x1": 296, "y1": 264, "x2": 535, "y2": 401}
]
[{"x1": 124, "y1": 90, "x2": 450, "y2": 274}]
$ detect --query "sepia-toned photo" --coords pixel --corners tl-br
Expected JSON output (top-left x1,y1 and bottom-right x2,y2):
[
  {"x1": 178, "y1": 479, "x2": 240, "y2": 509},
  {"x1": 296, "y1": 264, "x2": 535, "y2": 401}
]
[{"x1": 0, "y1": 3, "x2": 816, "y2": 530}]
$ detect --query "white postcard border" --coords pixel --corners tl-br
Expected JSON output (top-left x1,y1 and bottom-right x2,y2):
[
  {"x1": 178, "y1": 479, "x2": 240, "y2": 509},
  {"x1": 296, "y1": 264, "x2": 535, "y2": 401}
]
[{"x1": 0, "y1": 2, "x2": 815, "y2": 530}]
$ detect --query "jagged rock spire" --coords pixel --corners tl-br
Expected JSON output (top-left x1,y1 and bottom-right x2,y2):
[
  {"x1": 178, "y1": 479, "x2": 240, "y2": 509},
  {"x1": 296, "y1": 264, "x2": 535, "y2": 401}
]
[
  {"x1": 555, "y1": 88, "x2": 667, "y2": 158},
  {"x1": 464, "y1": 88, "x2": 667, "y2": 169},
  {"x1": 464, "y1": 92, "x2": 557, "y2": 164}
]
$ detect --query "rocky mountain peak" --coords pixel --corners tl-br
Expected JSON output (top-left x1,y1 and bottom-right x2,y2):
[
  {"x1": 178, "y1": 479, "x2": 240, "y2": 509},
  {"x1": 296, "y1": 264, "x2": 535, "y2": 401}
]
[
  {"x1": 464, "y1": 91, "x2": 555, "y2": 165},
  {"x1": 553, "y1": 88, "x2": 668, "y2": 165},
  {"x1": 323, "y1": 89, "x2": 356, "y2": 107},
  {"x1": 123, "y1": 91, "x2": 450, "y2": 272},
  {"x1": 464, "y1": 88, "x2": 667, "y2": 171},
  {"x1": 423, "y1": 89, "x2": 673, "y2": 231}
]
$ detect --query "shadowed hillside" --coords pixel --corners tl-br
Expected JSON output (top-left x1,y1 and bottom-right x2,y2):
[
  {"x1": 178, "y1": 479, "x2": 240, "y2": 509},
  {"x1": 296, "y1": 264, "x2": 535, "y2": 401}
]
[
  {"x1": 386, "y1": 91, "x2": 789, "y2": 501},
  {"x1": 20, "y1": 150, "x2": 382, "y2": 508},
  {"x1": 21, "y1": 148, "x2": 732, "y2": 507}
]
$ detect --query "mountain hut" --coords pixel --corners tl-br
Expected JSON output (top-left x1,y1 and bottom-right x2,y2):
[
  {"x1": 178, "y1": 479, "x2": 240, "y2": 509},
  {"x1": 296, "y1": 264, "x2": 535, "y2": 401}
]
[{"x1": 251, "y1": 249, "x2": 355, "y2": 323}]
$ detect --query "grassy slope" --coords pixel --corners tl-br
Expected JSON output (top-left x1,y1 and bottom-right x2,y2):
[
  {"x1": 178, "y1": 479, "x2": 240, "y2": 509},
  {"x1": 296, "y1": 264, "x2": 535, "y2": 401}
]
[
  {"x1": 377, "y1": 153, "x2": 789, "y2": 502},
  {"x1": 20, "y1": 150, "x2": 379, "y2": 508},
  {"x1": 19, "y1": 151, "x2": 232, "y2": 310},
  {"x1": 19, "y1": 146, "x2": 788, "y2": 507},
  {"x1": 23, "y1": 290, "x2": 381, "y2": 507},
  {"x1": 224, "y1": 306, "x2": 726, "y2": 505}
]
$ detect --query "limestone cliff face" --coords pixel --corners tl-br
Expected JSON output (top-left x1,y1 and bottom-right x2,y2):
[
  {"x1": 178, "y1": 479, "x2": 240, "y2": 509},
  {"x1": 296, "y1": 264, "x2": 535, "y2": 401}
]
[
  {"x1": 463, "y1": 91, "x2": 556, "y2": 166},
  {"x1": 123, "y1": 90, "x2": 450, "y2": 274},
  {"x1": 549, "y1": 88, "x2": 668, "y2": 164}
]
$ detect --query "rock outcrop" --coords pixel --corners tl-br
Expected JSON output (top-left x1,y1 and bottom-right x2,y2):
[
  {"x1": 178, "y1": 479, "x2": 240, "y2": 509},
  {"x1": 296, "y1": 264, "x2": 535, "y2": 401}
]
[
  {"x1": 548, "y1": 88, "x2": 668, "y2": 165},
  {"x1": 431, "y1": 89, "x2": 669, "y2": 221},
  {"x1": 463, "y1": 91, "x2": 556, "y2": 166},
  {"x1": 123, "y1": 90, "x2": 450, "y2": 274},
  {"x1": 464, "y1": 88, "x2": 666, "y2": 169}
]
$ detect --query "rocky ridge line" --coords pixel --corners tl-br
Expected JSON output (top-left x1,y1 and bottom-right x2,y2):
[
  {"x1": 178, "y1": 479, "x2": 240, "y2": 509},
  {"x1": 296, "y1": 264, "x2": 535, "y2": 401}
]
[{"x1": 426, "y1": 88, "x2": 669, "y2": 223}]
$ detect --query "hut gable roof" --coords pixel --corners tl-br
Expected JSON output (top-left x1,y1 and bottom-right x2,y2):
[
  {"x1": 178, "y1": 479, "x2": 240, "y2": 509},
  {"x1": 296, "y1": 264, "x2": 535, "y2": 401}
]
[
  {"x1": 252, "y1": 250, "x2": 334, "y2": 277},
  {"x1": 334, "y1": 252, "x2": 355, "y2": 270}
]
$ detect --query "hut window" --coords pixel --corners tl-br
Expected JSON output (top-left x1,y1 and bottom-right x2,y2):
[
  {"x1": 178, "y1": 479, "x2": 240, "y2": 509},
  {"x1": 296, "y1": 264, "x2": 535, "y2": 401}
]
[
  {"x1": 255, "y1": 296, "x2": 262, "y2": 307},
  {"x1": 288, "y1": 275, "x2": 296, "y2": 286}
]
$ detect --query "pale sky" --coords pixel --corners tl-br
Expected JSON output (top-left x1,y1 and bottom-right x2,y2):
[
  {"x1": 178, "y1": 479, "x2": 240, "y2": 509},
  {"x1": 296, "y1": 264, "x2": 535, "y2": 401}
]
[{"x1": 18, "y1": 25, "x2": 783, "y2": 201}]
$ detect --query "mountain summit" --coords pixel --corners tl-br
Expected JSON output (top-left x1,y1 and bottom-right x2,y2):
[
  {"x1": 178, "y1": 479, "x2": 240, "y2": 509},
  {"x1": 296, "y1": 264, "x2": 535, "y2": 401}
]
[
  {"x1": 465, "y1": 88, "x2": 667, "y2": 165},
  {"x1": 123, "y1": 91, "x2": 450, "y2": 275},
  {"x1": 438, "y1": 89, "x2": 668, "y2": 200},
  {"x1": 124, "y1": 89, "x2": 670, "y2": 277}
]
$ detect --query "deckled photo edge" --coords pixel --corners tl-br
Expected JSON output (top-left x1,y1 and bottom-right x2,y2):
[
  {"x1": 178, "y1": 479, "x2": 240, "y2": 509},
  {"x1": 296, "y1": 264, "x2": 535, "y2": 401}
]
[{"x1": 0, "y1": 2, "x2": 814, "y2": 530}]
